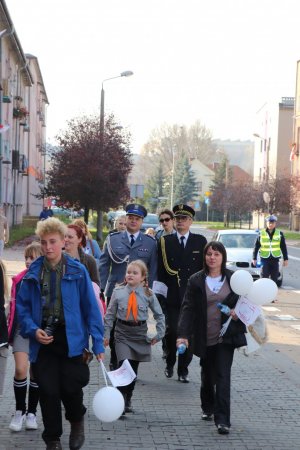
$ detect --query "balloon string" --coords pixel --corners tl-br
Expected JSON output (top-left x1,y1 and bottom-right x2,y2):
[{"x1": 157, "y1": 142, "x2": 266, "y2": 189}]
[{"x1": 99, "y1": 360, "x2": 108, "y2": 387}]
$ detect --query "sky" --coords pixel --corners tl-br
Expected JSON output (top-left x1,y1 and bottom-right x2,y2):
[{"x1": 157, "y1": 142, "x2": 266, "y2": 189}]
[{"x1": 5, "y1": 0, "x2": 300, "y2": 153}]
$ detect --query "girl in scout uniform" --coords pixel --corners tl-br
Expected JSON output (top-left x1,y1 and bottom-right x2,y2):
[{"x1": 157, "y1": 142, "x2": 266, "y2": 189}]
[{"x1": 104, "y1": 260, "x2": 165, "y2": 414}]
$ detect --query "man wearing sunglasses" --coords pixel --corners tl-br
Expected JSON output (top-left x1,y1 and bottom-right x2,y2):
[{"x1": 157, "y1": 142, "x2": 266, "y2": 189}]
[
  {"x1": 158, "y1": 204, "x2": 207, "y2": 383},
  {"x1": 155, "y1": 209, "x2": 176, "y2": 241}
]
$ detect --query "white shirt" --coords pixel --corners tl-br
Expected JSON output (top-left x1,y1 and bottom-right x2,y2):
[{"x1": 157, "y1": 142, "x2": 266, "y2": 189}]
[
  {"x1": 126, "y1": 230, "x2": 140, "y2": 244},
  {"x1": 176, "y1": 231, "x2": 190, "y2": 247},
  {"x1": 206, "y1": 275, "x2": 225, "y2": 293}
]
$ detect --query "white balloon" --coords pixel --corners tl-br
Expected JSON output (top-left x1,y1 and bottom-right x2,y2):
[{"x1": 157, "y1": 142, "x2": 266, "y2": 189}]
[
  {"x1": 230, "y1": 270, "x2": 253, "y2": 295},
  {"x1": 93, "y1": 386, "x2": 124, "y2": 422},
  {"x1": 247, "y1": 278, "x2": 278, "y2": 305}
]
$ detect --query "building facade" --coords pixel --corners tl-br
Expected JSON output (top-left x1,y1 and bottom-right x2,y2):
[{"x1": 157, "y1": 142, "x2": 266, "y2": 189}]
[
  {"x1": 253, "y1": 97, "x2": 294, "y2": 183},
  {"x1": 0, "y1": 0, "x2": 48, "y2": 225},
  {"x1": 291, "y1": 61, "x2": 300, "y2": 230}
]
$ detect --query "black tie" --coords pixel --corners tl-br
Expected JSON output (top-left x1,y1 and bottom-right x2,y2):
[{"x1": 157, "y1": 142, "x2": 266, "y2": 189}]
[
  {"x1": 180, "y1": 236, "x2": 185, "y2": 250},
  {"x1": 130, "y1": 234, "x2": 135, "y2": 246}
]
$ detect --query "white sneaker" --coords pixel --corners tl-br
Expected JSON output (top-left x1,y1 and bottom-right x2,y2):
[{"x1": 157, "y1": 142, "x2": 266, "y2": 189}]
[
  {"x1": 9, "y1": 410, "x2": 25, "y2": 431},
  {"x1": 25, "y1": 413, "x2": 38, "y2": 430}
]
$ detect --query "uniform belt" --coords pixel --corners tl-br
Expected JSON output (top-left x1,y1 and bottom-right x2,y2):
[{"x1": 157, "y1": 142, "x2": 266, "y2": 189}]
[{"x1": 117, "y1": 319, "x2": 146, "y2": 327}]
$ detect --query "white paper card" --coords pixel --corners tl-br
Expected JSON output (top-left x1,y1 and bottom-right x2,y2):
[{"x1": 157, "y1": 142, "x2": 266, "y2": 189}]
[
  {"x1": 106, "y1": 359, "x2": 136, "y2": 387},
  {"x1": 152, "y1": 281, "x2": 168, "y2": 297},
  {"x1": 235, "y1": 297, "x2": 261, "y2": 326}
]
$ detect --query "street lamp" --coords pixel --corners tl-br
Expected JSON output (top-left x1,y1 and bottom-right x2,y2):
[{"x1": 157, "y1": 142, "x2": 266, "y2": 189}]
[
  {"x1": 97, "y1": 70, "x2": 134, "y2": 240},
  {"x1": 100, "y1": 71, "x2": 133, "y2": 149}
]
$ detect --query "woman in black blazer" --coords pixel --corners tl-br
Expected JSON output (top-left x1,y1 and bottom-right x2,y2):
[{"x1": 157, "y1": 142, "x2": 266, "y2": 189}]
[{"x1": 177, "y1": 241, "x2": 246, "y2": 435}]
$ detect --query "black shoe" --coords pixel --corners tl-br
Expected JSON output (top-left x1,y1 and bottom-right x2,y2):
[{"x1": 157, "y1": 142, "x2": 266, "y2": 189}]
[
  {"x1": 46, "y1": 441, "x2": 62, "y2": 450},
  {"x1": 217, "y1": 424, "x2": 230, "y2": 434},
  {"x1": 125, "y1": 397, "x2": 133, "y2": 413},
  {"x1": 69, "y1": 418, "x2": 85, "y2": 450},
  {"x1": 202, "y1": 413, "x2": 213, "y2": 421},
  {"x1": 164, "y1": 367, "x2": 173, "y2": 378},
  {"x1": 178, "y1": 375, "x2": 189, "y2": 383}
]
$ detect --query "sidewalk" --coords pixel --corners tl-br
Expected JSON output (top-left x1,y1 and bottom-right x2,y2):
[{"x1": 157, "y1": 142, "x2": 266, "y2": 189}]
[{"x1": 1, "y1": 246, "x2": 300, "y2": 449}]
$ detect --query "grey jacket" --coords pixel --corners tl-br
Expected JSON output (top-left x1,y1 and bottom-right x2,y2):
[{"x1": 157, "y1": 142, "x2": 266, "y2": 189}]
[{"x1": 104, "y1": 285, "x2": 165, "y2": 343}]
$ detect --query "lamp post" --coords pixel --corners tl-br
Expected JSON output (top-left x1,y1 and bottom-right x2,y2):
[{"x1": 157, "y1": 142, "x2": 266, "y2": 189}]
[{"x1": 96, "y1": 70, "x2": 133, "y2": 241}]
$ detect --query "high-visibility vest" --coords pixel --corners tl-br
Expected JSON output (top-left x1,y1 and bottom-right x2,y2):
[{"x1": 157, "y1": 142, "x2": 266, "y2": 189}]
[{"x1": 259, "y1": 229, "x2": 282, "y2": 258}]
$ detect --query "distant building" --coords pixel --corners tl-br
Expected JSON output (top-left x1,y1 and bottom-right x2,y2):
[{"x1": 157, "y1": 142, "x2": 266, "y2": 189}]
[
  {"x1": 291, "y1": 62, "x2": 300, "y2": 230},
  {"x1": 212, "y1": 139, "x2": 254, "y2": 176},
  {"x1": 190, "y1": 158, "x2": 215, "y2": 205},
  {"x1": 253, "y1": 97, "x2": 294, "y2": 183}
]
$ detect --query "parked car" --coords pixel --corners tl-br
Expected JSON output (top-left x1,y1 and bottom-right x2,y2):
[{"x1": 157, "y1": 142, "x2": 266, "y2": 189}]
[
  {"x1": 141, "y1": 213, "x2": 159, "y2": 232},
  {"x1": 212, "y1": 229, "x2": 283, "y2": 286}
]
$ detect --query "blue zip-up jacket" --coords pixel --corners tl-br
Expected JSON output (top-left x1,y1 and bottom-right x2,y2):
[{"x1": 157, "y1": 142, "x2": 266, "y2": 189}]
[{"x1": 16, "y1": 255, "x2": 104, "y2": 363}]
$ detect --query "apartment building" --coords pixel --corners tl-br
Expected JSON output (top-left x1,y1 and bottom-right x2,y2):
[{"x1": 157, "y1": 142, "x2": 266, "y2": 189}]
[
  {"x1": 291, "y1": 61, "x2": 300, "y2": 230},
  {"x1": 0, "y1": 0, "x2": 48, "y2": 225},
  {"x1": 253, "y1": 97, "x2": 294, "y2": 183}
]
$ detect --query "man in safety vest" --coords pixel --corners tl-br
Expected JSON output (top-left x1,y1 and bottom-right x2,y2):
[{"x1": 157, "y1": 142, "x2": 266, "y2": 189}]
[{"x1": 252, "y1": 215, "x2": 288, "y2": 284}]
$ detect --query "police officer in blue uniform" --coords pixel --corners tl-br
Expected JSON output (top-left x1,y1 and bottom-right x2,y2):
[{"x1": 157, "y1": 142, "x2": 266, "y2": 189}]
[{"x1": 99, "y1": 203, "x2": 157, "y2": 368}]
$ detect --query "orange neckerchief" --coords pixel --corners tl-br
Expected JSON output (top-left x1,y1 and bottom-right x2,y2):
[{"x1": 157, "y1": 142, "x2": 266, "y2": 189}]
[{"x1": 126, "y1": 290, "x2": 138, "y2": 321}]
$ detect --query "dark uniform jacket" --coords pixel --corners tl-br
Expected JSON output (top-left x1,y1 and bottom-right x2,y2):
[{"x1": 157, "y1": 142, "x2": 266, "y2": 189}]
[
  {"x1": 177, "y1": 269, "x2": 247, "y2": 358},
  {"x1": 157, "y1": 232, "x2": 207, "y2": 308}
]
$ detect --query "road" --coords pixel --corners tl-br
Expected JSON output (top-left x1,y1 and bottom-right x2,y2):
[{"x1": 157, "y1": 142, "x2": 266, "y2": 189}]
[
  {"x1": 191, "y1": 224, "x2": 300, "y2": 367},
  {"x1": 191, "y1": 224, "x2": 300, "y2": 290}
]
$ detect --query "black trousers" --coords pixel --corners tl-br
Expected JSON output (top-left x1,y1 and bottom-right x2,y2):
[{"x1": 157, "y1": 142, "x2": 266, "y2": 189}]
[
  {"x1": 31, "y1": 327, "x2": 89, "y2": 443},
  {"x1": 165, "y1": 307, "x2": 193, "y2": 376},
  {"x1": 200, "y1": 343, "x2": 235, "y2": 427},
  {"x1": 261, "y1": 258, "x2": 279, "y2": 283},
  {"x1": 117, "y1": 359, "x2": 139, "y2": 398}
]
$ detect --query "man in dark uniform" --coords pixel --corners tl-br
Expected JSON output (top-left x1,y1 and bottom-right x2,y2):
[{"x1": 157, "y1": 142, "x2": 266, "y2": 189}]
[
  {"x1": 157, "y1": 204, "x2": 207, "y2": 382},
  {"x1": 99, "y1": 203, "x2": 157, "y2": 369},
  {"x1": 252, "y1": 214, "x2": 288, "y2": 285}
]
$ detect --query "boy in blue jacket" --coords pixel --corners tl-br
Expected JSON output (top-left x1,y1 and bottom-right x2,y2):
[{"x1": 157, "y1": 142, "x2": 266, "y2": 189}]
[{"x1": 17, "y1": 218, "x2": 104, "y2": 450}]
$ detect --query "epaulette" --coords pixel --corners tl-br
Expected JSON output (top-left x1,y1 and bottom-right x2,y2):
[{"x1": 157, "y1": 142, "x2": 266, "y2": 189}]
[{"x1": 110, "y1": 231, "x2": 121, "y2": 236}]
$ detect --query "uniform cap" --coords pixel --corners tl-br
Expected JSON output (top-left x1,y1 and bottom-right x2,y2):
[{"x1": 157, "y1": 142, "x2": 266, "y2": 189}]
[
  {"x1": 173, "y1": 204, "x2": 195, "y2": 218},
  {"x1": 125, "y1": 203, "x2": 147, "y2": 218},
  {"x1": 266, "y1": 214, "x2": 277, "y2": 222}
]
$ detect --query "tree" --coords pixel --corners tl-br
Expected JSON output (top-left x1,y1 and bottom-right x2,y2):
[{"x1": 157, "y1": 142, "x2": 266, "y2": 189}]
[
  {"x1": 146, "y1": 160, "x2": 167, "y2": 212},
  {"x1": 42, "y1": 114, "x2": 132, "y2": 239},
  {"x1": 141, "y1": 120, "x2": 216, "y2": 175},
  {"x1": 173, "y1": 155, "x2": 197, "y2": 205}
]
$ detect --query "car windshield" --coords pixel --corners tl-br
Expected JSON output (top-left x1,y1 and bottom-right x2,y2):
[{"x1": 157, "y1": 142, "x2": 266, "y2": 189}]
[
  {"x1": 219, "y1": 234, "x2": 257, "y2": 249},
  {"x1": 145, "y1": 215, "x2": 159, "y2": 225}
]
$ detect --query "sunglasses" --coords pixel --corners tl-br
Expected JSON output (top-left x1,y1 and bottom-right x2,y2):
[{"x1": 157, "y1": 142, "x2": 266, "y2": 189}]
[{"x1": 159, "y1": 217, "x2": 171, "y2": 223}]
